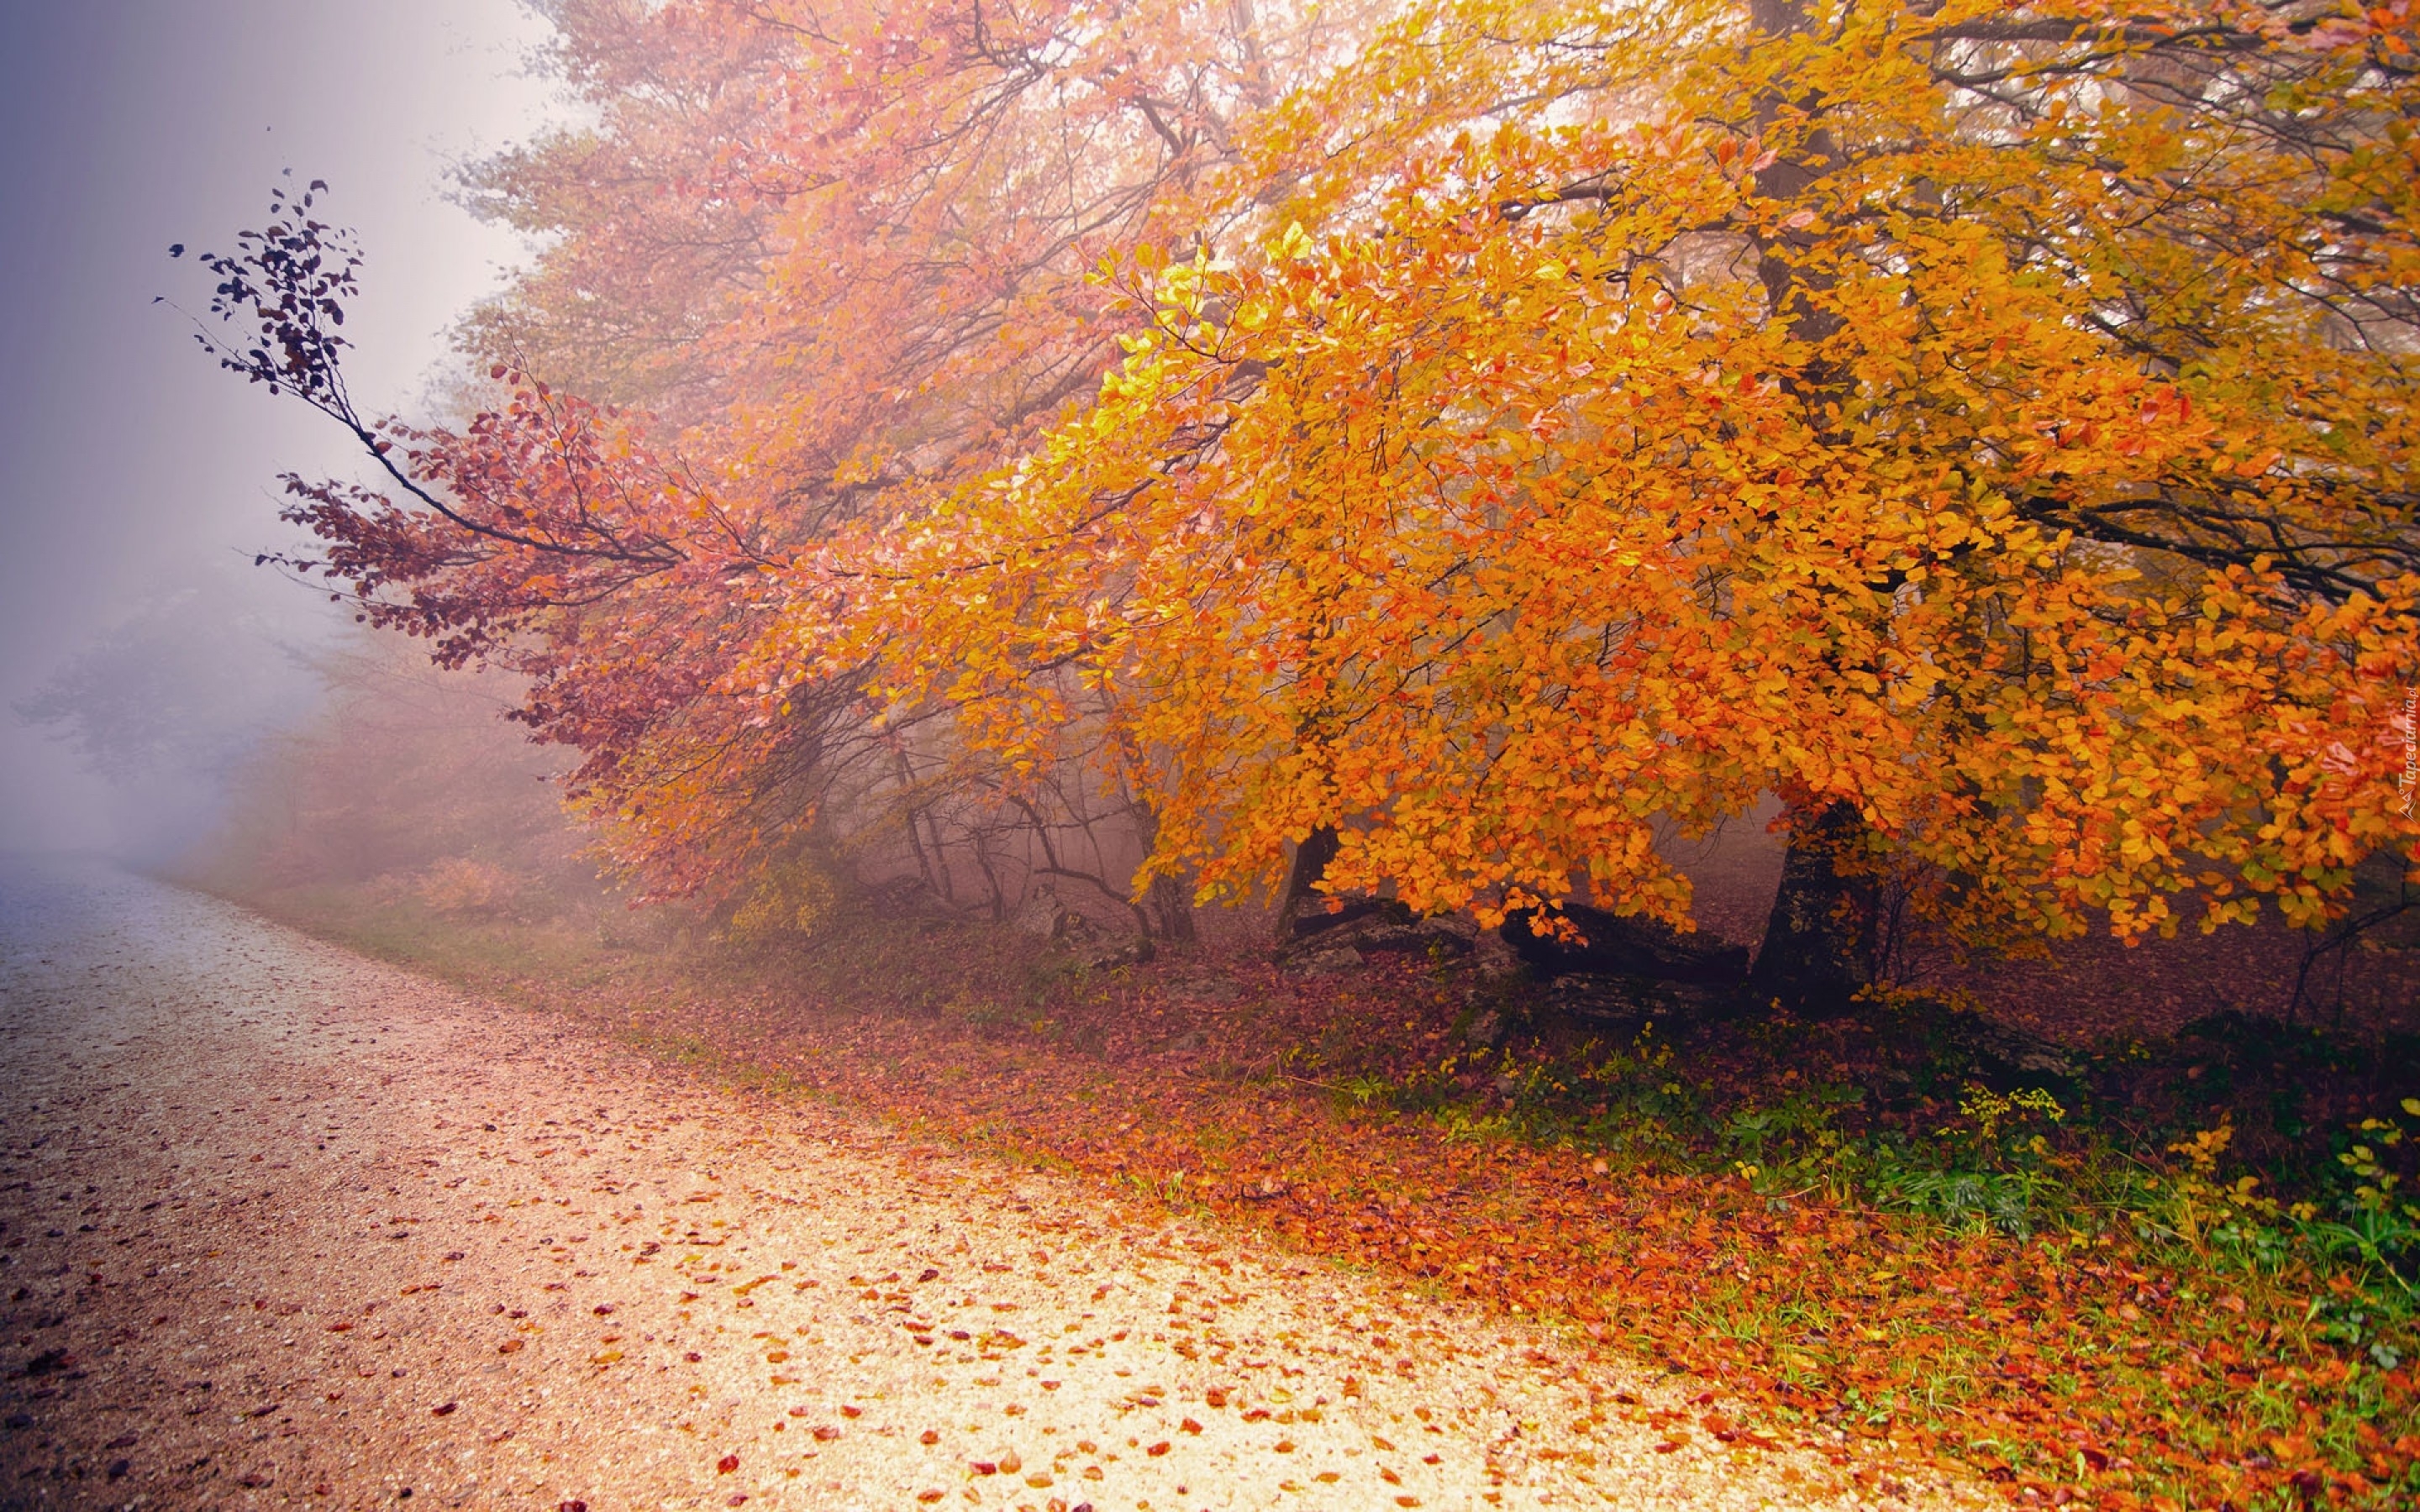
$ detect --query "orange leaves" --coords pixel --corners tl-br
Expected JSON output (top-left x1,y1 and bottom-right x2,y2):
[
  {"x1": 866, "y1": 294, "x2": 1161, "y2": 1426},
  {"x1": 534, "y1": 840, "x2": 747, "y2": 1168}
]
[{"x1": 225, "y1": 0, "x2": 2420, "y2": 969}]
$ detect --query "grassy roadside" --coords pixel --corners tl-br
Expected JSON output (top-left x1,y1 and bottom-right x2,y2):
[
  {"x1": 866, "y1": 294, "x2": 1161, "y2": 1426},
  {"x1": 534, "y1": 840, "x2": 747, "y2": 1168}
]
[{"x1": 222, "y1": 880, "x2": 2419, "y2": 1510}]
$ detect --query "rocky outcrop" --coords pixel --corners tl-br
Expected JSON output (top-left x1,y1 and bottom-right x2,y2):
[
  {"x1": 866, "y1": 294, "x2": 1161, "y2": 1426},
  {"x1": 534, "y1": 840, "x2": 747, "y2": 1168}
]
[
  {"x1": 1499, "y1": 903, "x2": 1749, "y2": 985},
  {"x1": 1039, "y1": 906, "x2": 1155, "y2": 969},
  {"x1": 1277, "y1": 900, "x2": 1476, "y2": 974}
]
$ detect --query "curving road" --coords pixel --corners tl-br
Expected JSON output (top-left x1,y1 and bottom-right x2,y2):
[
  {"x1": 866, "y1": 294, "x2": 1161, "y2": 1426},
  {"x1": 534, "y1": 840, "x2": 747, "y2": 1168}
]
[{"x1": 0, "y1": 859, "x2": 1962, "y2": 1510}]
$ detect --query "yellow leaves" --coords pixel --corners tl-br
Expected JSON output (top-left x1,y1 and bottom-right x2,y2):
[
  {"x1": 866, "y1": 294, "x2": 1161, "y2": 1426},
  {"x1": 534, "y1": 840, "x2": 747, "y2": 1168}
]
[{"x1": 504, "y1": 0, "x2": 2417, "y2": 953}]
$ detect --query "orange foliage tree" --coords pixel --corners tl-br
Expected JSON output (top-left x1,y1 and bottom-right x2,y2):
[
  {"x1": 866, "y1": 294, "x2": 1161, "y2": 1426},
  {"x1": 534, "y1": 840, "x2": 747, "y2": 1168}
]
[
  {"x1": 206, "y1": 0, "x2": 2419, "y2": 993},
  {"x1": 211, "y1": 0, "x2": 1364, "y2": 931}
]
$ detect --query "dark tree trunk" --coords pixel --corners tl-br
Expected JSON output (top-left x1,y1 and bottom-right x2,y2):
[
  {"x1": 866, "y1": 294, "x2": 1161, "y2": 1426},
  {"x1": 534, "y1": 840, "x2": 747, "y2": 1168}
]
[
  {"x1": 1747, "y1": 801, "x2": 1876, "y2": 1013},
  {"x1": 1146, "y1": 871, "x2": 1197, "y2": 946},
  {"x1": 1273, "y1": 826, "x2": 1341, "y2": 942}
]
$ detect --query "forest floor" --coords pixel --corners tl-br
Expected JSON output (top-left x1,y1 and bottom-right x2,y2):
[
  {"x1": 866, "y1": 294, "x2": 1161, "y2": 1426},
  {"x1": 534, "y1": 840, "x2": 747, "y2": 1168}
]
[
  {"x1": 173, "y1": 874, "x2": 2420, "y2": 1512},
  {"x1": 0, "y1": 858, "x2": 1980, "y2": 1512}
]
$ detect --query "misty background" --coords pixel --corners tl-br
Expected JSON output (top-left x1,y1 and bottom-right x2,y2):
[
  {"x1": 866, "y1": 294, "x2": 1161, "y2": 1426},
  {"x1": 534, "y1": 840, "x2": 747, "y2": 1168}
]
[{"x1": 0, "y1": 2, "x2": 560, "y2": 860}]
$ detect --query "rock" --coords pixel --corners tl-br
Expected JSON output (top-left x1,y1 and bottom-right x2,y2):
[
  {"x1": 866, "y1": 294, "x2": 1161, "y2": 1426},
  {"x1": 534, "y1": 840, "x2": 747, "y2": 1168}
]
[
  {"x1": 1413, "y1": 920, "x2": 1478, "y2": 956},
  {"x1": 1420, "y1": 913, "x2": 1482, "y2": 945},
  {"x1": 1009, "y1": 889, "x2": 1064, "y2": 937},
  {"x1": 1540, "y1": 972, "x2": 1732, "y2": 1030},
  {"x1": 1500, "y1": 903, "x2": 1748, "y2": 986},
  {"x1": 1469, "y1": 931, "x2": 1519, "y2": 973},
  {"x1": 1072, "y1": 936, "x2": 1154, "y2": 970},
  {"x1": 1049, "y1": 910, "x2": 1101, "y2": 949},
  {"x1": 1179, "y1": 975, "x2": 1246, "y2": 1005},
  {"x1": 1289, "y1": 898, "x2": 1413, "y2": 940},
  {"x1": 1276, "y1": 901, "x2": 1474, "y2": 972},
  {"x1": 1464, "y1": 1009, "x2": 1506, "y2": 1048},
  {"x1": 1039, "y1": 907, "x2": 1152, "y2": 969},
  {"x1": 1327, "y1": 917, "x2": 1476, "y2": 958},
  {"x1": 1348, "y1": 923, "x2": 1421, "y2": 953},
  {"x1": 1933, "y1": 1012, "x2": 2081, "y2": 1084},
  {"x1": 1283, "y1": 946, "x2": 1364, "y2": 976}
]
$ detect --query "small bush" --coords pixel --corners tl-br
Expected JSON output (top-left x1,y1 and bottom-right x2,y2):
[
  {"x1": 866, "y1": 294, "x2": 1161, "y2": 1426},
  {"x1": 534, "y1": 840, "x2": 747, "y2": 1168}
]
[{"x1": 414, "y1": 858, "x2": 519, "y2": 916}]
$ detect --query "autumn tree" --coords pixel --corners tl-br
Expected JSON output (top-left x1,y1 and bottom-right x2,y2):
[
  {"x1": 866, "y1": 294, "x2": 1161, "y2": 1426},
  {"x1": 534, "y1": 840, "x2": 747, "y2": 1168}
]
[
  {"x1": 208, "y1": 0, "x2": 2417, "y2": 1002},
  {"x1": 816, "y1": 0, "x2": 2419, "y2": 1000},
  {"x1": 206, "y1": 0, "x2": 1365, "y2": 932}
]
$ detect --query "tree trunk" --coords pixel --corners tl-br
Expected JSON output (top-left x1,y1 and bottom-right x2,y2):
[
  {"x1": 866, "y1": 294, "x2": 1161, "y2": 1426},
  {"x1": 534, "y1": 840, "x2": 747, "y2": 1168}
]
[
  {"x1": 1747, "y1": 801, "x2": 1876, "y2": 1013},
  {"x1": 1736, "y1": 3, "x2": 1871, "y2": 1016},
  {"x1": 1146, "y1": 871, "x2": 1197, "y2": 947},
  {"x1": 1272, "y1": 826, "x2": 1341, "y2": 942}
]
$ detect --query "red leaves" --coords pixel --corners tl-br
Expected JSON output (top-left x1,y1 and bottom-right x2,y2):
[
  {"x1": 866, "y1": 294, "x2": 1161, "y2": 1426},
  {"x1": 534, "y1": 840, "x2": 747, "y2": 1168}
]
[{"x1": 486, "y1": 946, "x2": 2412, "y2": 1512}]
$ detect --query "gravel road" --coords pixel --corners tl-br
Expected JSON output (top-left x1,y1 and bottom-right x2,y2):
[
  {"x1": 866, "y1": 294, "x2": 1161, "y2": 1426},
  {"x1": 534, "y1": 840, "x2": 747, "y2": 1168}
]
[{"x1": 0, "y1": 859, "x2": 1967, "y2": 1510}]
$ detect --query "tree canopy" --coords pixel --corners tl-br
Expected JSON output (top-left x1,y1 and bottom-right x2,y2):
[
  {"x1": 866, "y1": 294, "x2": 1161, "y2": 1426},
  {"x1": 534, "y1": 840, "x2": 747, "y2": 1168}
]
[{"x1": 205, "y1": 0, "x2": 2420, "y2": 975}]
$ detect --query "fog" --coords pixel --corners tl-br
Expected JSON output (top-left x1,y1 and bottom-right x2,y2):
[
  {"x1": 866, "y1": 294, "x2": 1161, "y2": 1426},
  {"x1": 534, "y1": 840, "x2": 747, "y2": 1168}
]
[{"x1": 0, "y1": 1, "x2": 560, "y2": 858}]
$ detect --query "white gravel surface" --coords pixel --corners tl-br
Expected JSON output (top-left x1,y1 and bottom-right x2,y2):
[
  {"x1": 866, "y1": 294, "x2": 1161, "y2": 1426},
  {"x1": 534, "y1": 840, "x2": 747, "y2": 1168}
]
[{"x1": 0, "y1": 860, "x2": 1975, "y2": 1510}]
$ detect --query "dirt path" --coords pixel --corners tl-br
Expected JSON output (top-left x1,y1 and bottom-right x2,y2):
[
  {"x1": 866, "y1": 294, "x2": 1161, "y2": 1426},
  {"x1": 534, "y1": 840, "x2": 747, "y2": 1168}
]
[{"x1": 0, "y1": 861, "x2": 1971, "y2": 1510}]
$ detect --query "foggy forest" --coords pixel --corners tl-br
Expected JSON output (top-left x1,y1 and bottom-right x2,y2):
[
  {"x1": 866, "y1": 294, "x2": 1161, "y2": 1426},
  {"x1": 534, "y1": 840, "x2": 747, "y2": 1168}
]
[{"x1": 3, "y1": 1, "x2": 2417, "y2": 1509}]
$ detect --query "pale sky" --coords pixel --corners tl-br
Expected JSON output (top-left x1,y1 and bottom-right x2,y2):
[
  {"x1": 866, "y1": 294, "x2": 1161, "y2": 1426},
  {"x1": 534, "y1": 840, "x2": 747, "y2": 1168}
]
[{"x1": 0, "y1": 2, "x2": 564, "y2": 851}]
